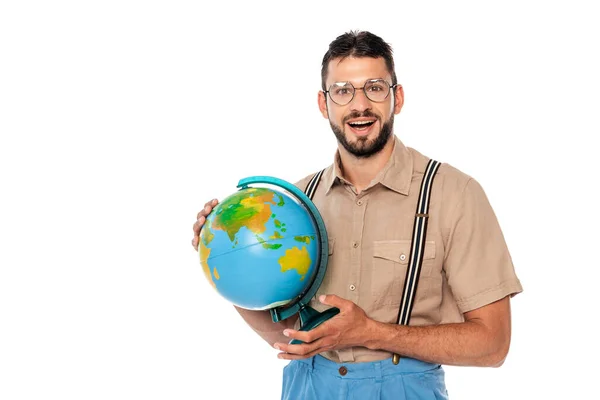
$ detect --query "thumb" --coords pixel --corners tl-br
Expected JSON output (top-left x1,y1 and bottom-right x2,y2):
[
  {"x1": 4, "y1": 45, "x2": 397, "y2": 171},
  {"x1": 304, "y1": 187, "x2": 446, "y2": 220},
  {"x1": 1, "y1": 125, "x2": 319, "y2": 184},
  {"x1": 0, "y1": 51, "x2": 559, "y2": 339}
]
[{"x1": 319, "y1": 294, "x2": 351, "y2": 311}]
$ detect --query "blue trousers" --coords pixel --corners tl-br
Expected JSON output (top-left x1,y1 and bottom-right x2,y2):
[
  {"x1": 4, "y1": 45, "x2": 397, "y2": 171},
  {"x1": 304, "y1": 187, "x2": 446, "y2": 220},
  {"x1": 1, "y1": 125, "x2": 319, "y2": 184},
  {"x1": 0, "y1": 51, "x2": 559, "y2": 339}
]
[{"x1": 281, "y1": 355, "x2": 448, "y2": 400}]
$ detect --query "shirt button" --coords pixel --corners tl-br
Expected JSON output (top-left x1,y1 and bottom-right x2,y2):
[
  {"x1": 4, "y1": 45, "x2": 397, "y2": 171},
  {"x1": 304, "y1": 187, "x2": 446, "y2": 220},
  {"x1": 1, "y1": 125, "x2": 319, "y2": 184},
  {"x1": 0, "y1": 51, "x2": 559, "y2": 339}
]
[
  {"x1": 338, "y1": 366, "x2": 348, "y2": 376},
  {"x1": 356, "y1": 200, "x2": 363, "y2": 206},
  {"x1": 349, "y1": 284, "x2": 356, "y2": 291},
  {"x1": 352, "y1": 242, "x2": 359, "y2": 248},
  {"x1": 400, "y1": 254, "x2": 407, "y2": 261}
]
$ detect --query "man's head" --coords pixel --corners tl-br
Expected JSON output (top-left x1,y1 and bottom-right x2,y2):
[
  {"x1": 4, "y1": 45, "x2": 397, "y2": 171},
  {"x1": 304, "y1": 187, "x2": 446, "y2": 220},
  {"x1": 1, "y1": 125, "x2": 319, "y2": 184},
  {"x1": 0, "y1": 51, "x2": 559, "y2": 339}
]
[{"x1": 318, "y1": 31, "x2": 404, "y2": 158}]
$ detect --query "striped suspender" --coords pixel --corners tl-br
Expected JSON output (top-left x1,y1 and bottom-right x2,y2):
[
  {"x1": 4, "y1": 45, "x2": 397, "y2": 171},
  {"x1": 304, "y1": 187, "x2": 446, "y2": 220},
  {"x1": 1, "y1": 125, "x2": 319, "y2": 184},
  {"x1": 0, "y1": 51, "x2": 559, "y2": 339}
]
[
  {"x1": 392, "y1": 159, "x2": 441, "y2": 364},
  {"x1": 306, "y1": 160, "x2": 441, "y2": 366},
  {"x1": 305, "y1": 169, "x2": 325, "y2": 200}
]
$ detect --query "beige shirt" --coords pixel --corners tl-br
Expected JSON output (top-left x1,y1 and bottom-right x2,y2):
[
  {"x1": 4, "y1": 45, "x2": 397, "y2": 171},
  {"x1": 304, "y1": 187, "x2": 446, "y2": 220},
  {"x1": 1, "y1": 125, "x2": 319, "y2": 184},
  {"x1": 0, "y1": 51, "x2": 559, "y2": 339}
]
[{"x1": 294, "y1": 136, "x2": 523, "y2": 363}]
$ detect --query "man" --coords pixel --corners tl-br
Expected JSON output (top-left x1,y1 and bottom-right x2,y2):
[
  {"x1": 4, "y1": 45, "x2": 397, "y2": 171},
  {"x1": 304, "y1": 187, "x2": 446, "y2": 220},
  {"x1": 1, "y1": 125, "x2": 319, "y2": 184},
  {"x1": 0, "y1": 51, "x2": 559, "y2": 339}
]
[{"x1": 192, "y1": 30, "x2": 522, "y2": 399}]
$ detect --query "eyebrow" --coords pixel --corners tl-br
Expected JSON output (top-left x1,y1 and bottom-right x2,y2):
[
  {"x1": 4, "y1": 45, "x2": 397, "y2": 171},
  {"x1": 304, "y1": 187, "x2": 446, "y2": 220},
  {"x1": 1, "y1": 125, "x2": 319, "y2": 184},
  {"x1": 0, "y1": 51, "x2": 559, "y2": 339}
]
[{"x1": 330, "y1": 78, "x2": 387, "y2": 86}]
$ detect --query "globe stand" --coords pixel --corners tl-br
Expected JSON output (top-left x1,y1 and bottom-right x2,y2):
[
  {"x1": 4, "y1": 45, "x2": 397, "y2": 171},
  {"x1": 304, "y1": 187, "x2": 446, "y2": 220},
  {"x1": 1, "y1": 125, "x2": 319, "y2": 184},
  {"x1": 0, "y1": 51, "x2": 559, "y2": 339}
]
[
  {"x1": 290, "y1": 305, "x2": 340, "y2": 345},
  {"x1": 237, "y1": 176, "x2": 340, "y2": 345}
]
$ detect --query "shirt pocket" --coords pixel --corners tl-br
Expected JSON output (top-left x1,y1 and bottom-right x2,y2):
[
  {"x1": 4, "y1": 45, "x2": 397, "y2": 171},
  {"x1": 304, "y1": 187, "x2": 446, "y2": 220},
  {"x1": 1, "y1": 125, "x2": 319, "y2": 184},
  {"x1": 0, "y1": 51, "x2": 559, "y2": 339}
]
[{"x1": 371, "y1": 239, "x2": 436, "y2": 306}]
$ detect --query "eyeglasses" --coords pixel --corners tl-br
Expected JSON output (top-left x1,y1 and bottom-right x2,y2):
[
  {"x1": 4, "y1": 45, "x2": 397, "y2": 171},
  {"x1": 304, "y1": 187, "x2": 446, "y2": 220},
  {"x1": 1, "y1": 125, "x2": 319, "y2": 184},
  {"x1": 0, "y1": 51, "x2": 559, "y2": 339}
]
[{"x1": 324, "y1": 79, "x2": 398, "y2": 106}]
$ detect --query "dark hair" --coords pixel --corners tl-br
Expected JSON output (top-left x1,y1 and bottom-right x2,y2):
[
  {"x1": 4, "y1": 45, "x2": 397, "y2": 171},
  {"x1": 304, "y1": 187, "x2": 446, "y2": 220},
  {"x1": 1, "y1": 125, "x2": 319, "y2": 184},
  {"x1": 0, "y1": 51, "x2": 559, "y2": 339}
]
[{"x1": 321, "y1": 30, "x2": 397, "y2": 90}]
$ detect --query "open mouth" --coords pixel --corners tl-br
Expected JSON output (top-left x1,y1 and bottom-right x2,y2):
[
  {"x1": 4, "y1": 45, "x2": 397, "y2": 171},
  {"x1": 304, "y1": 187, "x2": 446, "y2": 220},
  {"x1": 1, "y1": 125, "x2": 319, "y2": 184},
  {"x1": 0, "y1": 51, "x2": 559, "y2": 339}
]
[{"x1": 346, "y1": 119, "x2": 377, "y2": 133}]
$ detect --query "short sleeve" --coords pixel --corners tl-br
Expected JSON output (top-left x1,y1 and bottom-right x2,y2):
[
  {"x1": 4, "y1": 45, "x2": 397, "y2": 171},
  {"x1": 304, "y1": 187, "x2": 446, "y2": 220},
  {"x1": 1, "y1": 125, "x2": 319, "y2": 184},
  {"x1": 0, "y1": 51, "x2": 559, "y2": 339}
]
[{"x1": 443, "y1": 178, "x2": 523, "y2": 313}]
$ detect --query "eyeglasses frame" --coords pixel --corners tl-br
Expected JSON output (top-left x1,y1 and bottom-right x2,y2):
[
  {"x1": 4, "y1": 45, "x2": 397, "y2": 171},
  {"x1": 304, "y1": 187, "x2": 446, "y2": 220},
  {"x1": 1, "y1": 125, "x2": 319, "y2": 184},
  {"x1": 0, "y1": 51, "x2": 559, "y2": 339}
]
[{"x1": 323, "y1": 79, "x2": 400, "y2": 106}]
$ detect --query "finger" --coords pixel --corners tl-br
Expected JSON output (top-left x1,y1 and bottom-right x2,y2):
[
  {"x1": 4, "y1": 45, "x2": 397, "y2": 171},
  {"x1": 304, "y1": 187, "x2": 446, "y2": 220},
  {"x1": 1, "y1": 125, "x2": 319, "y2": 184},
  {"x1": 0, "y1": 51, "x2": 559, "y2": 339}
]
[
  {"x1": 282, "y1": 327, "x2": 327, "y2": 344},
  {"x1": 276, "y1": 350, "x2": 321, "y2": 361},
  {"x1": 274, "y1": 339, "x2": 319, "y2": 356},
  {"x1": 196, "y1": 199, "x2": 218, "y2": 219},
  {"x1": 273, "y1": 341, "x2": 310, "y2": 356},
  {"x1": 274, "y1": 338, "x2": 330, "y2": 360},
  {"x1": 196, "y1": 207, "x2": 210, "y2": 219},
  {"x1": 192, "y1": 199, "x2": 217, "y2": 251},
  {"x1": 193, "y1": 216, "x2": 206, "y2": 234},
  {"x1": 192, "y1": 216, "x2": 206, "y2": 250},
  {"x1": 203, "y1": 198, "x2": 219, "y2": 213},
  {"x1": 319, "y1": 294, "x2": 353, "y2": 312}
]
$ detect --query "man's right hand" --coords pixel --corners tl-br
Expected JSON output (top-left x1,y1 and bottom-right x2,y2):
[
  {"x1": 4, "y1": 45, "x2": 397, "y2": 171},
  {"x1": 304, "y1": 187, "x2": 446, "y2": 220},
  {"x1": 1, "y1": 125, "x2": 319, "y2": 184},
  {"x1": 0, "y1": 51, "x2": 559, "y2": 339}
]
[{"x1": 192, "y1": 199, "x2": 219, "y2": 251}]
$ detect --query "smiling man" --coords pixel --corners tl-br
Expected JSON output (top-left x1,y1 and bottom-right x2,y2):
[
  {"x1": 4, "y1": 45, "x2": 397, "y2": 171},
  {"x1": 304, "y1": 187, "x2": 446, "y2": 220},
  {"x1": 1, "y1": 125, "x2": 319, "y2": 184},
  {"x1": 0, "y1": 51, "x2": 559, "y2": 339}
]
[
  {"x1": 192, "y1": 30, "x2": 522, "y2": 400},
  {"x1": 322, "y1": 58, "x2": 399, "y2": 161}
]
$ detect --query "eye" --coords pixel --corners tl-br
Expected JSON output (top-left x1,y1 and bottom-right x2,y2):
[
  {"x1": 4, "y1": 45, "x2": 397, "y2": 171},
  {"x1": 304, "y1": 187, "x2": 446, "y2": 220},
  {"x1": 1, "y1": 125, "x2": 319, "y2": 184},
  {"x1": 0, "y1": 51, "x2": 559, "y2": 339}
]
[
  {"x1": 366, "y1": 84, "x2": 385, "y2": 92},
  {"x1": 334, "y1": 88, "x2": 351, "y2": 96}
]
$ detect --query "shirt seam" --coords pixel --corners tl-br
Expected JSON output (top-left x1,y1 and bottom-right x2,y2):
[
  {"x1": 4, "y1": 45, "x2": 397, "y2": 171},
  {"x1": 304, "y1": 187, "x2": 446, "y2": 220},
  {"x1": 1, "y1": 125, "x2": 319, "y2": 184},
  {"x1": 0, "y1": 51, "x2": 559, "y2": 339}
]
[{"x1": 455, "y1": 278, "x2": 521, "y2": 310}]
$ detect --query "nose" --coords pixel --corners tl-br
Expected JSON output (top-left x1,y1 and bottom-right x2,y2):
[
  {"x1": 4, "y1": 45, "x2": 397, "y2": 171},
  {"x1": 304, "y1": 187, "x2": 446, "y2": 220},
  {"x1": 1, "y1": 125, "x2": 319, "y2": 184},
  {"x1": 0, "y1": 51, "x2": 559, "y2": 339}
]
[{"x1": 349, "y1": 88, "x2": 371, "y2": 112}]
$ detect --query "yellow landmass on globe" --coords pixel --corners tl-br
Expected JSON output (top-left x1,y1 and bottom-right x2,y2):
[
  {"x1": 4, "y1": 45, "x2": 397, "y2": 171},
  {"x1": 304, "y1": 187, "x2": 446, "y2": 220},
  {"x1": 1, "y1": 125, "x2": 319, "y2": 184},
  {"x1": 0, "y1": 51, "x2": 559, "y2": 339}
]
[
  {"x1": 270, "y1": 231, "x2": 283, "y2": 240},
  {"x1": 239, "y1": 191, "x2": 276, "y2": 234},
  {"x1": 199, "y1": 240, "x2": 216, "y2": 288},
  {"x1": 279, "y1": 246, "x2": 311, "y2": 281}
]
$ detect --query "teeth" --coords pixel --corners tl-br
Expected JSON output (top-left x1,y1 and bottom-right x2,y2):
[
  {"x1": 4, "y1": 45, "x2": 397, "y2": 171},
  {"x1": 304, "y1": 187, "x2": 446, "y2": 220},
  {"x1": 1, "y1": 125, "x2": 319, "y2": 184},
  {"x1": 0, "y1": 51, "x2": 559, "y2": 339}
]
[{"x1": 349, "y1": 120, "x2": 373, "y2": 125}]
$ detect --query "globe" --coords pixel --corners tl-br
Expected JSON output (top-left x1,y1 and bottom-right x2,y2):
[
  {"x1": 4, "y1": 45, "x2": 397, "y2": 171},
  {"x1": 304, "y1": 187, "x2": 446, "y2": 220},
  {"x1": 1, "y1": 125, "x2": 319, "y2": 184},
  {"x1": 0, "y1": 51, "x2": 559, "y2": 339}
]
[
  {"x1": 198, "y1": 176, "x2": 339, "y2": 341},
  {"x1": 198, "y1": 185, "x2": 318, "y2": 310}
]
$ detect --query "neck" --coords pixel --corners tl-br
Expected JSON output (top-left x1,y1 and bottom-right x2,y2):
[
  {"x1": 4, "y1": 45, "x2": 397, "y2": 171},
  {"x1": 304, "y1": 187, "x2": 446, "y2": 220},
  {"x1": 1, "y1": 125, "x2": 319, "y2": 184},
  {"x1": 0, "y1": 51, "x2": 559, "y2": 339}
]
[{"x1": 338, "y1": 137, "x2": 395, "y2": 193}]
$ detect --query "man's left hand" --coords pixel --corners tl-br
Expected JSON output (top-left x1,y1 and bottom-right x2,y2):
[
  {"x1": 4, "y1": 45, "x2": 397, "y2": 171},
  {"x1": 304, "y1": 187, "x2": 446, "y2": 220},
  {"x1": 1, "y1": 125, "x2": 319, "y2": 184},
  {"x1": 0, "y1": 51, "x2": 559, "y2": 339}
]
[{"x1": 273, "y1": 294, "x2": 375, "y2": 360}]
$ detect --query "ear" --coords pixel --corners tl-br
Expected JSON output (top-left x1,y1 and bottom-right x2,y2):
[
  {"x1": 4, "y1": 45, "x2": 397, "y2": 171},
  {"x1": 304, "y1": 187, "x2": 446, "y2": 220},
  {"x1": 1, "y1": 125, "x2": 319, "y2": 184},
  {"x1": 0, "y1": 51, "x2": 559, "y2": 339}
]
[
  {"x1": 318, "y1": 91, "x2": 329, "y2": 119},
  {"x1": 393, "y1": 85, "x2": 404, "y2": 115}
]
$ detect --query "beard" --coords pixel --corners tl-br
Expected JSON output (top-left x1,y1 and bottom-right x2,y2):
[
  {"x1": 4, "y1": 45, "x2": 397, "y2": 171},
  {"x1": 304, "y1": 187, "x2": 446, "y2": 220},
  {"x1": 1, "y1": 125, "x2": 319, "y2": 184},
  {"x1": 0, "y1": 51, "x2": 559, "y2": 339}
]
[{"x1": 330, "y1": 111, "x2": 394, "y2": 158}]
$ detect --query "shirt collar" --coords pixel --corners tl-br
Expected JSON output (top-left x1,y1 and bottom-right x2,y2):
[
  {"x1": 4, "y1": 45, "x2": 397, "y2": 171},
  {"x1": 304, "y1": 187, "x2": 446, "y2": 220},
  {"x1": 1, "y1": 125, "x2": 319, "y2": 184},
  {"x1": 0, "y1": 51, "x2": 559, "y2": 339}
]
[{"x1": 323, "y1": 135, "x2": 413, "y2": 196}]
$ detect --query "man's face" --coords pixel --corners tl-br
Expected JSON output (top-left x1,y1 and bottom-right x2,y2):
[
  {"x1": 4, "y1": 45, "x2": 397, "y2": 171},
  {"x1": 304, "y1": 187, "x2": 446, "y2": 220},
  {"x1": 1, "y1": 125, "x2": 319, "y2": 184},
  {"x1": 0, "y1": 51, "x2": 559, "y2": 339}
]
[{"x1": 318, "y1": 57, "x2": 404, "y2": 158}]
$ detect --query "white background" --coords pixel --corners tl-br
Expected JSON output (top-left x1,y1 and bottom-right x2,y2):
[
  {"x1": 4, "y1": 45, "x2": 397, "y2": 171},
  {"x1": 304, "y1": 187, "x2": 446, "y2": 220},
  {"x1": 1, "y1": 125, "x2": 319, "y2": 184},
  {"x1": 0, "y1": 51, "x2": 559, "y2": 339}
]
[{"x1": 1, "y1": 0, "x2": 598, "y2": 399}]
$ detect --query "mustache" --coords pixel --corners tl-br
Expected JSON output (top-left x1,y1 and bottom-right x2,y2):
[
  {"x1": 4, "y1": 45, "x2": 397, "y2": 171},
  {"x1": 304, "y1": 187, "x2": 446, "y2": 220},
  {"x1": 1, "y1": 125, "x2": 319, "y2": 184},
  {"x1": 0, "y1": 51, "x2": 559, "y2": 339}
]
[{"x1": 342, "y1": 110, "x2": 380, "y2": 124}]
